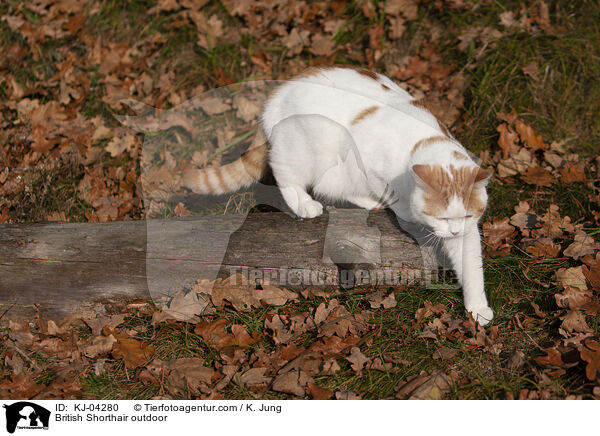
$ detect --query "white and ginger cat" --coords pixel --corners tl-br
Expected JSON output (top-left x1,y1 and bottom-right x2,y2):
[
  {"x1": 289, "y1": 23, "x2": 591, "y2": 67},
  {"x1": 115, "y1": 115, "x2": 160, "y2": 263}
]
[{"x1": 183, "y1": 66, "x2": 494, "y2": 325}]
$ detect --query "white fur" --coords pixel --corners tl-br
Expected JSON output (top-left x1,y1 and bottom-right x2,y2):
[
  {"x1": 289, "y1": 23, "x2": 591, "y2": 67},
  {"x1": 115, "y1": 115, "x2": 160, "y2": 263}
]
[{"x1": 261, "y1": 67, "x2": 493, "y2": 325}]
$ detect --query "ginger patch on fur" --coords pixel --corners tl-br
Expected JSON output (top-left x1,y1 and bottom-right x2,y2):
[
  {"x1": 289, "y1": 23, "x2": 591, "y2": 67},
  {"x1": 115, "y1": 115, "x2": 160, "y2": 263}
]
[
  {"x1": 413, "y1": 164, "x2": 490, "y2": 216},
  {"x1": 351, "y1": 106, "x2": 379, "y2": 125},
  {"x1": 452, "y1": 151, "x2": 469, "y2": 160},
  {"x1": 411, "y1": 135, "x2": 448, "y2": 155}
]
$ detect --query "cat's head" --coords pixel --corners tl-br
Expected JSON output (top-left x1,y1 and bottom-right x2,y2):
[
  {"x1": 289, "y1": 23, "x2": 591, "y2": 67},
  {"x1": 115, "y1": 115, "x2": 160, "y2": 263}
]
[{"x1": 411, "y1": 164, "x2": 492, "y2": 238}]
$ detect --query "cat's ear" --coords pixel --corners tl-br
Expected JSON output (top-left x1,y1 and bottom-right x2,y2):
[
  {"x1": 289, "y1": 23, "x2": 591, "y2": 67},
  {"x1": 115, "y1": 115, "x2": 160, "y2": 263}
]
[
  {"x1": 412, "y1": 164, "x2": 435, "y2": 188},
  {"x1": 474, "y1": 167, "x2": 493, "y2": 186}
]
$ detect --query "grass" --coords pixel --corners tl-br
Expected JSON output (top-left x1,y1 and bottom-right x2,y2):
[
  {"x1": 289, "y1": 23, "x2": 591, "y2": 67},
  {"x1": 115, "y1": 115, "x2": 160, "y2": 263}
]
[{"x1": 441, "y1": 1, "x2": 600, "y2": 156}]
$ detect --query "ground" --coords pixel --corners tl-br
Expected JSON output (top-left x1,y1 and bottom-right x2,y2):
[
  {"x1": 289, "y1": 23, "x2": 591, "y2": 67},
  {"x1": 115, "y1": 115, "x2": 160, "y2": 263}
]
[{"x1": 1, "y1": 0, "x2": 600, "y2": 400}]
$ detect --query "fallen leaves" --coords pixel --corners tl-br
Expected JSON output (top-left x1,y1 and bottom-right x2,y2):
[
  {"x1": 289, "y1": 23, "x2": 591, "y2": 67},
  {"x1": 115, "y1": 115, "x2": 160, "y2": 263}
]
[
  {"x1": 483, "y1": 217, "x2": 516, "y2": 256},
  {"x1": 556, "y1": 266, "x2": 588, "y2": 291},
  {"x1": 194, "y1": 318, "x2": 261, "y2": 350},
  {"x1": 111, "y1": 331, "x2": 156, "y2": 369},
  {"x1": 1, "y1": 0, "x2": 600, "y2": 402},
  {"x1": 581, "y1": 340, "x2": 600, "y2": 381},
  {"x1": 520, "y1": 167, "x2": 554, "y2": 187},
  {"x1": 496, "y1": 123, "x2": 520, "y2": 158},
  {"x1": 396, "y1": 371, "x2": 452, "y2": 400},
  {"x1": 515, "y1": 119, "x2": 546, "y2": 150},
  {"x1": 563, "y1": 230, "x2": 599, "y2": 260}
]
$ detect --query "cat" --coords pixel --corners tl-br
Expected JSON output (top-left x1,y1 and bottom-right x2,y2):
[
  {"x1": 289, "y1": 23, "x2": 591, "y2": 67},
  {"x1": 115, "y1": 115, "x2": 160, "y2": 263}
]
[{"x1": 183, "y1": 66, "x2": 494, "y2": 326}]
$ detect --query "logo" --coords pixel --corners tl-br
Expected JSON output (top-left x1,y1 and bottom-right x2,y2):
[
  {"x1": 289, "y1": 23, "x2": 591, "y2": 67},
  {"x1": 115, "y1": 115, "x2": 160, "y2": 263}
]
[{"x1": 3, "y1": 402, "x2": 50, "y2": 434}]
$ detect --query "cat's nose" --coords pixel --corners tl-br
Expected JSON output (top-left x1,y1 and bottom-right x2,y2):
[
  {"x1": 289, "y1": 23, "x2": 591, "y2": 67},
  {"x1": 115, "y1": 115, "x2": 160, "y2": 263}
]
[{"x1": 451, "y1": 230, "x2": 460, "y2": 236}]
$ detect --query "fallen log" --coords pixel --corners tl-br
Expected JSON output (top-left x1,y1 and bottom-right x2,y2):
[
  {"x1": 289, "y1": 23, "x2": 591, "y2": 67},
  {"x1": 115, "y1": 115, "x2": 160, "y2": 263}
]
[{"x1": 0, "y1": 209, "x2": 438, "y2": 321}]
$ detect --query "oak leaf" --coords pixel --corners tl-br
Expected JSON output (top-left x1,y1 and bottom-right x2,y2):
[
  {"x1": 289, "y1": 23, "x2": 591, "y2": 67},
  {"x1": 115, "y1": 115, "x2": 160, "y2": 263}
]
[
  {"x1": 556, "y1": 266, "x2": 587, "y2": 291},
  {"x1": 515, "y1": 120, "x2": 546, "y2": 149},
  {"x1": 82, "y1": 334, "x2": 117, "y2": 358},
  {"x1": 8, "y1": 321, "x2": 34, "y2": 345},
  {"x1": 167, "y1": 358, "x2": 216, "y2": 391},
  {"x1": 560, "y1": 162, "x2": 586, "y2": 183},
  {"x1": 239, "y1": 367, "x2": 272, "y2": 386},
  {"x1": 582, "y1": 253, "x2": 600, "y2": 289},
  {"x1": 432, "y1": 347, "x2": 458, "y2": 360},
  {"x1": 195, "y1": 318, "x2": 259, "y2": 350},
  {"x1": 496, "y1": 123, "x2": 519, "y2": 158},
  {"x1": 483, "y1": 217, "x2": 516, "y2": 256},
  {"x1": 309, "y1": 33, "x2": 336, "y2": 57},
  {"x1": 112, "y1": 333, "x2": 155, "y2": 369},
  {"x1": 346, "y1": 347, "x2": 370, "y2": 372},
  {"x1": 555, "y1": 287, "x2": 600, "y2": 315},
  {"x1": 367, "y1": 290, "x2": 398, "y2": 308},
  {"x1": 161, "y1": 290, "x2": 212, "y2": 322},
  {"x1": 308, "y1": 381, "x2": 333, "y2": 400},
  {"x1": 560, "y1": 310, "x2": 592, "y2": 334},
  {"x1": 84, "y1": 314, "x2": 126, "y2": 336},
  {"x1": 526, "y1": 239, "x2": 561, "y2": 259},
  {"x1": 520, "y1": 167, "x2": 554, "y2": 187},
  {"x1": 272, "y1": 369, "x2": 312, "y2": 397},
  {"x1": 563, "y1": 230, "x2": 599, "y2": 260},
  {"x1": 580, "y1": 340, "x2": 600, "y2": 381}
]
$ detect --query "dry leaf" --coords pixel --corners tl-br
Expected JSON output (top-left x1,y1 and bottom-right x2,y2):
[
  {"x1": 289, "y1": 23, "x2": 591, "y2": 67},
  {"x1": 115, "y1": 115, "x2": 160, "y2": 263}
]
[
  {"x1": 560, "y1": 162, "x2": 586, "y2": 183},
  {"x1": 255, "y1": 285, "x2": 298, "y2": 306},
  {"x1": 522, "y1": 62, "x2": 539, "y2": 80},
  {"x1": 194, "y1": 318, "x2": 260, "y2": 350},
  {"x1": 308, "y1": 381, "x2": 333, "y2": 400},
  {"x1": 167, "y1": 358, "x2": 215, "y2": 390},
  {"x1": 162, "y1": 290, "x2": 211, "y2": 321},
  {"x1": 510, "y1": 201, "x2": 539, "y2": 231},
  {"x1": 346, "y1": 347, "x2": 371, "y2": 372},
  {"x1": 398, "y1": 371, "x2": 451, "y2": 400},
  {"x1": 282, "y1": 28, "x2": 310, "y2": 56},
  {"x1": 535, "y1": 348, "x2": 563, "y2": 367},
  {"x1": 309, "y1": 33, "x2": 336, "y2": 56},
  {"x1": 555, "y1": 287, "x2": 600, "y2": 315},
  {"x1": 580, "y1": 340, "x2": 600, "y2": 381},
  {"x1": 432, "y1": 347, "x2": 458, "y2": 360},
  {"x1": 483, "y1": 217, "x2": 516, "y2": 256},
  {"x1": 112, "y1": 333, "x2": 155, "y2": 369},
  {"x1": 8, "y1": 321, "x2": 34, "y2": 345},
  {"x1": 521, "y1": 167, "x2": 554, "y2": 187},
  {"x1": 239, "y1": 367, "x2": 272, "y2": 386},
  {"x1": 335, "y1": 390, "x2": 362, "y2": 400},
  {"x1": 84, "y1": 314, "x2": 126, "y2": 336},
  {"x1": 560, "y1": 310, "x2": 592, "y2": 334},
  {"x1": 556, "y1": 266, "x2": 588, "y2": 290},
  {"x1": 198, "y1": 96, "x2": 230, "y2": 115},
  {"x1": 496, "y1": 123, "x2": 519, "y2": 158},
  {"x1": 82, "y1": 334, "x2": 117, "y2": 358},
  {"x1": 233, "y1": 94, "x2": 262, "y2": 122},
  {"x1": 264, "y1": 315, "x2": 294, "y2": 345},
  {"x1": 496, "y1": 148, "x2": 535, "y2": 177},
  {"x1": 526, "y1": 239, "x2": 561, "y2": 259},
  {"x1": 582, "y1": 253, "x2": 600, "y2": 289},
  {"x1": 173, "y1": 202, "x2": 192, "y2": 217},
  {"x1": 563, "y1": 230, "x2": 599, "y2": 260},
  {"x1": 515, "y1": 120, "x2": 546, "y2": 149},
  {"x1": 272, "y1": 369, "x2": 311, "y2": 397}
]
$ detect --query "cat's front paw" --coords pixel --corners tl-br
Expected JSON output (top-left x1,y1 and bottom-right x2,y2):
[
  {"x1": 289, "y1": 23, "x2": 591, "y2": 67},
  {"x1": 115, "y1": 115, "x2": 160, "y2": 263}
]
[
  {"x1": 467, "y1": 306, "x2": 494, "y2": 326},
  {"x1": 297, "y1": 200, "x2": 323, "y2": 218}
]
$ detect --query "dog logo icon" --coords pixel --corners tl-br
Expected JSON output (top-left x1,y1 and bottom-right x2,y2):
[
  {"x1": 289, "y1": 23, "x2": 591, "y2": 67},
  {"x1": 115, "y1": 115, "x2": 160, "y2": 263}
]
[{"x1": 3, "y1": 402, "x2": 50, "y2": 433}]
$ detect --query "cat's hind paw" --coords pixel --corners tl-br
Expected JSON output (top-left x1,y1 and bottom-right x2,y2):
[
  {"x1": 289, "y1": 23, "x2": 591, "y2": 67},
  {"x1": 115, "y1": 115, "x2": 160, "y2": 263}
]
[
  {"x1": 297, "y1": 200, "x2": 323, "y2": 218},
  {"x1": 468, "y1": 306, "x2": 494, "y2": 326}
]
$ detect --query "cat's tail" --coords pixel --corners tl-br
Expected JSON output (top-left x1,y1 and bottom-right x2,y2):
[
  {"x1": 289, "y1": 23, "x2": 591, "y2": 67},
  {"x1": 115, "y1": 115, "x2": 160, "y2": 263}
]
[{"x1": 182, "y1": 130, "x2": 268, "y2": 195}]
